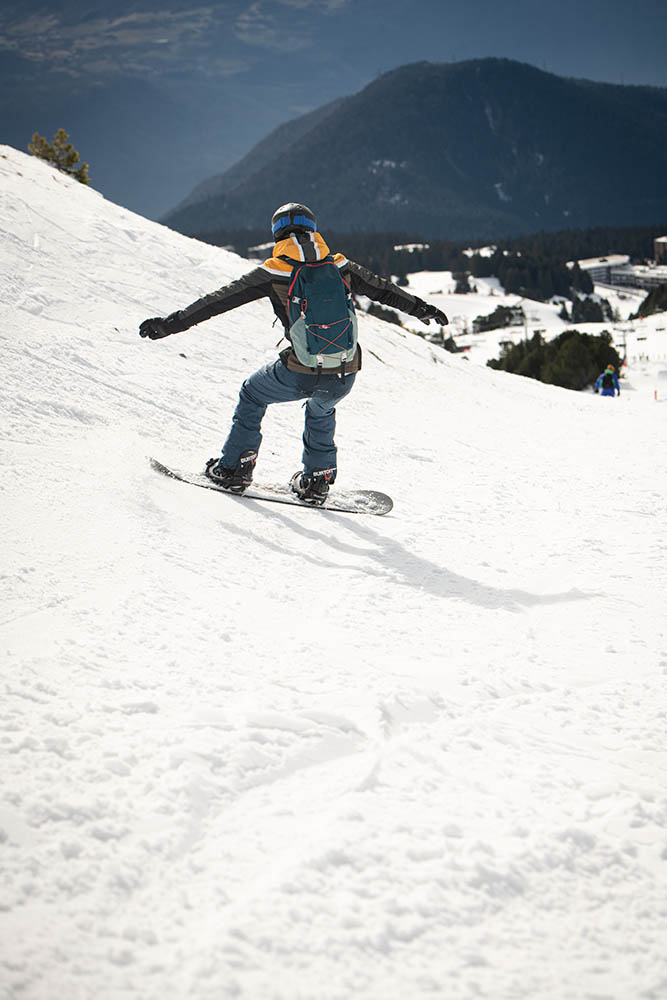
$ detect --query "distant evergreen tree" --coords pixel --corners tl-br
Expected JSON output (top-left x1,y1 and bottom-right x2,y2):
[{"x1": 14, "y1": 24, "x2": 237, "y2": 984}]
[
  {"x1": 569, "y1": 262, "x2": 594, "y2": 294},
  {"x1": 538, "y1": 266, "x2": 554, "y2": 300},
  {"x1": 488, "y1": 330, "x2": 622, "y2": 391},
  {"x1": 201, "y1": 223, "x2": 667, "y2": 284},
  {"x1": 541, "y1": 334, "x2": 593, "y2": 388},
  {"x1": 516, "y1": 333, "x2": 547, "y2": 380},
  {"x1": 504, "y1": 224, "x2": 667, "y2": 265},
  {"x1": 633, "y1": 283, "x2": 667, "y2": 318},
  {"x1": 558, "y1": 303, "x2": 570, "y2": 321},
  {"x1": 453, "y1": 272, "x2": 472, "y2": 293},
  {"x1": 570, "y1": 295, "x2": 614, "y2": 324},
  {"x1": 500, "y1": 265, "x2": 522, "y2": 295},
  {"x1": 28, "y1": 129, "x2": 90, "y2": 185},
  {"x1": 467, "y1": 252, "x2": 497, "y2": 279}
]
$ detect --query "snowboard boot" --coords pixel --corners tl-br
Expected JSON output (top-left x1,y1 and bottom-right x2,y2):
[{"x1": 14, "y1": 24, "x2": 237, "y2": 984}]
[
  {"x1": 290, "y1": 467, "x2": 335, "y2": 506},
  {"x1": 205, "y1": 450, "x2": 257, "y2": 493}
]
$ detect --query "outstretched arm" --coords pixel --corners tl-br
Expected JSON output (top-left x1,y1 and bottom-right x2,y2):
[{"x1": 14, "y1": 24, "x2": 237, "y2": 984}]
[{"x1": 347, "y1": 261, "x2": 448, "y2": 326}]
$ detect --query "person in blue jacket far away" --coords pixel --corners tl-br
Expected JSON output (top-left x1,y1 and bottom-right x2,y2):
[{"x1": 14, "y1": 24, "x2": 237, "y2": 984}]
[{"x1": 594, "y1": 364, "x2": 620, "y2": 397}]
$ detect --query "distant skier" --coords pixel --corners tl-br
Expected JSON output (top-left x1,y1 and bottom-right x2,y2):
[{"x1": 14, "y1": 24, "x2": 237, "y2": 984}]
[
  {"x1": 139, "y1": 203, "x2": 447, "y2": 503},
  {"x1": 594, "y1": 364, "x2": 620, "y2": 397}
]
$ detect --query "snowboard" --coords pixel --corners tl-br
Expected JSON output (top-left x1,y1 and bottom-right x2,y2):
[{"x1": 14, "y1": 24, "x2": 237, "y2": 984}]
[{"x1": 150, "y1": 459, "x2": 393, "y2": 516}]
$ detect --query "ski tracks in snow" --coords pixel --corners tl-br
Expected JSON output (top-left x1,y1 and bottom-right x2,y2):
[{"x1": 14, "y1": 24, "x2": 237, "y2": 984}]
[{"x1": 2, "y1": 146, "x2": 667, "y2": 1000}]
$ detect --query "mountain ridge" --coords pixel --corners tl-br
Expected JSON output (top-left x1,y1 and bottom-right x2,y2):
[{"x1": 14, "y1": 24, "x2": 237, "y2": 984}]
[{"x1": 162, "y1": 58, "x2": 667, "y2": 241}]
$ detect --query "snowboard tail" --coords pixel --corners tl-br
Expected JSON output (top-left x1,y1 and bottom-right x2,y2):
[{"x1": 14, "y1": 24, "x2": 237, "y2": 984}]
[{"x1": 150, "y1": 459, "x2": 393, "y2": 516}]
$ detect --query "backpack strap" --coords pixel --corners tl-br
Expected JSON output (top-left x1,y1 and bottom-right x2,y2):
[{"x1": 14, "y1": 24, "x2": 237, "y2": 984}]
[{"x1": 278, "y1": 253, "x2": 336, "y2": 267}]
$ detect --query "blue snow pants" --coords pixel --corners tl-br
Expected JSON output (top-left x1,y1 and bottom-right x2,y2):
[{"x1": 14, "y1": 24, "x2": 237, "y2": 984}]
[{"x1": 220, "y1": 359, "x2": 356, "y2": 477}]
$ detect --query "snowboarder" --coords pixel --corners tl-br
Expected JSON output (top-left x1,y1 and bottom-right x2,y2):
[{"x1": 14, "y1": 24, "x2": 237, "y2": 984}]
[
  {"x1": 139, "y1": 203, "x2": 447, "y2": 504},
  {"x1": 594, "y1": 364, "x2": 620, "y2": 397}
]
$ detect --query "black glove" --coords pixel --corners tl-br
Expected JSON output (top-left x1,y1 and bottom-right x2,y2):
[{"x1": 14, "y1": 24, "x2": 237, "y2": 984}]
[
  {"x1": 139, "y1": 317, "x2": 170, "y2": 340},
  {"x1": 139, "y1": 311, "x2": 187, "y2": 340},
  {"x1": 412, "y1": 299, "x2": 448, "y2": 326}
]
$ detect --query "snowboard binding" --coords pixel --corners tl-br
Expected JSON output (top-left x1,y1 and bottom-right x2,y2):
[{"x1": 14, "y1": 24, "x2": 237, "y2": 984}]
[
  {"x1": 290, "y1": 468, "x2": 335, "y2": 506},
  {"x1": 205, "y1": 450, "x2": 257, "y2": 493}
]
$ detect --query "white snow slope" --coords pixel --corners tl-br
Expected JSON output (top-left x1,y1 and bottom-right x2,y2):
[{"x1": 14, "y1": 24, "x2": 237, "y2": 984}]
[{"x1": 2, "y1": 146, "x2": 667, "y2": 1000}]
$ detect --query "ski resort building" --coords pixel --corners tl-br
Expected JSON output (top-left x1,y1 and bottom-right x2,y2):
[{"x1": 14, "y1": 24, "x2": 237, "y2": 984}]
[
  {"x1": 608, "y1": 263, "x2": 667, "y2": 291},
  {"x1": 654, "y1": 236, "x2": 667, "y2": 263},
  {"x1": 573, "y1": 254, "x2": 667, "y2": 291},
  {"x1": 573, "y1": 255, "x2": 630, "y2": 283}
]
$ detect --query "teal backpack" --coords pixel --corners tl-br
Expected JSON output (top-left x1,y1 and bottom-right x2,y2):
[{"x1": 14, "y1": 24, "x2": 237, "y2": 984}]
[{"x1": 283, "y1": 255, "x2": 357, "y2": 374}]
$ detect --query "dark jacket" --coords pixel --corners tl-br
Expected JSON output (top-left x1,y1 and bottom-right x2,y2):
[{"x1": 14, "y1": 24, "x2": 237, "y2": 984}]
[{"x1": 161, "y1": 230, "x2": 442, "y2": 375}]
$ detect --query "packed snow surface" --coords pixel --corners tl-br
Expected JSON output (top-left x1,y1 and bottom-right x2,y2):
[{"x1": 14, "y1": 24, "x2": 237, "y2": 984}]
[{"x1": 2, "y1": 146, "x2": 667, "y2": 1000}]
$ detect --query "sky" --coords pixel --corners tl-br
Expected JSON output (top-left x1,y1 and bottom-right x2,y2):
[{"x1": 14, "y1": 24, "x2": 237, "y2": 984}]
[
  {"x1": 2, "y1": 140, "x2": 667, "y2": 1000},
  {"x1": 3, "y1": 0, "x2": 665, "y2": 89},
  {"x1": 1, "y1": 0, "x2": 666, "y2": 216}
]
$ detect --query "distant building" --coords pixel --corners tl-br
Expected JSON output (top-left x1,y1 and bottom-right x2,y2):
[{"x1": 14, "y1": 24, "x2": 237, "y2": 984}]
[
  {"x1": 655, "y1": 236, "x2": 667, "y2": 263},
  {"x1": 572, "y1": 252, "x2": 667, "y2": 291},
  {"x1": 609, "y1": 263, "x2": 667, "y2": 291},
  {"x1": 472, "y1": 306, "x2": 524, "y2": 334},
  {"x1": 572, "y1": 255, "x2": 630, "y2": 283}
]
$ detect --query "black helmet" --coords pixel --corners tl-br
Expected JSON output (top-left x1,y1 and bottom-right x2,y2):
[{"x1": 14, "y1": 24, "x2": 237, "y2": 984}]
[{"x1": 271, "y1": 202, "x2": 317, "y2": 241}]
